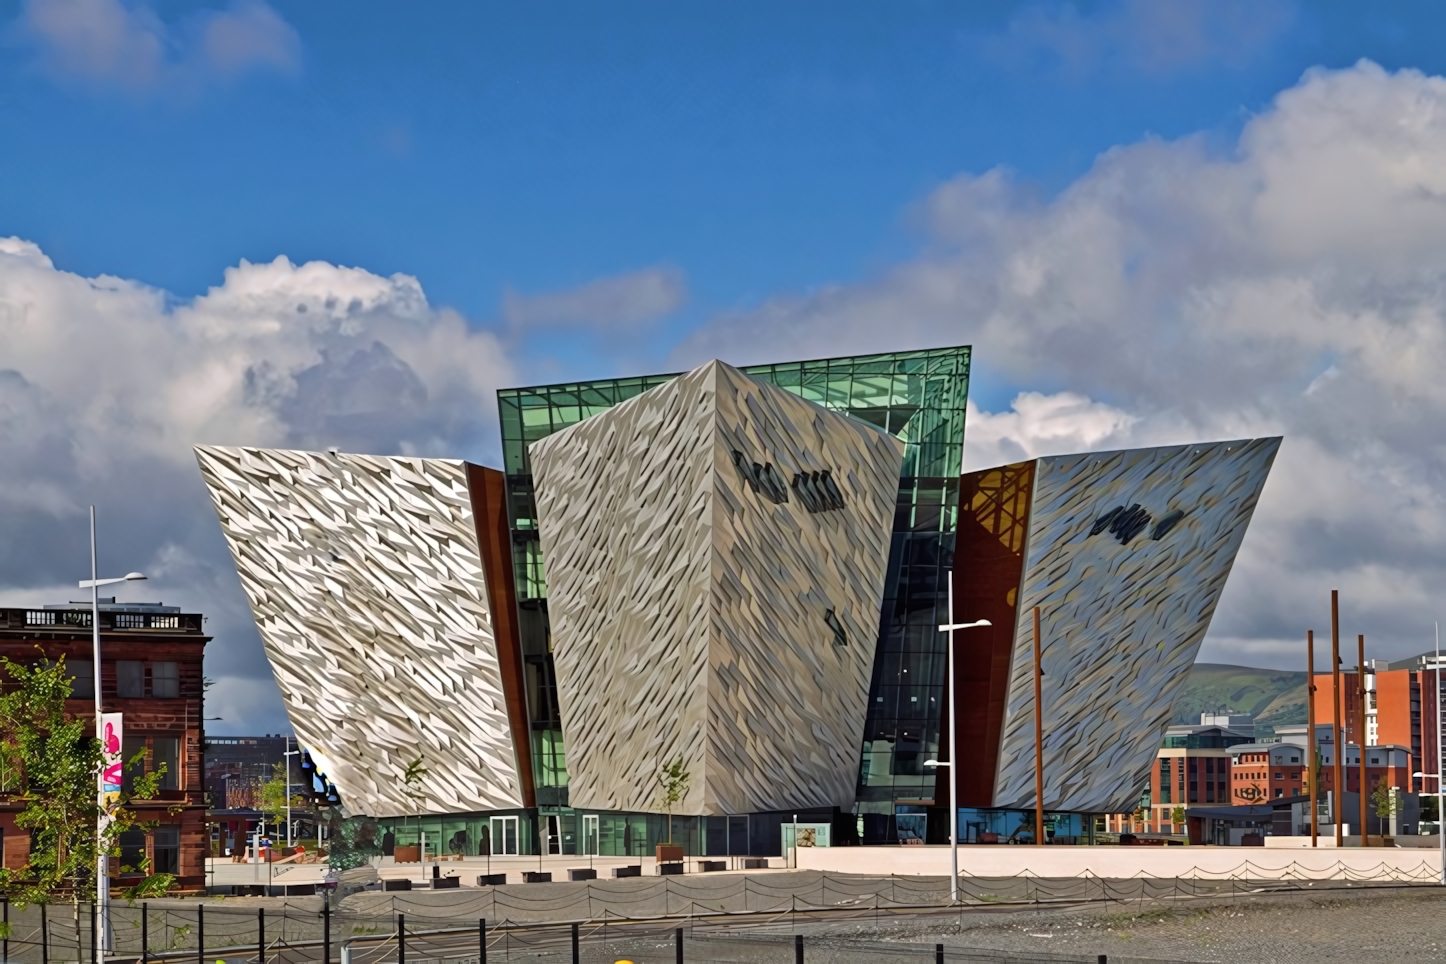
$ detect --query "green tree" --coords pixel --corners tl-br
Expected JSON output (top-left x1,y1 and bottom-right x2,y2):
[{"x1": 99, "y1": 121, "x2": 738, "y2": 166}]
[
  {"x1": 258, "y1": 761, "x2": 306, "y2": 843},
  {"x1": 656, "y1": 757, "x2": 690, "y2": 845},
  {"x1": 401, "y1": 755, "x2": 428, "y2": 854},
  {"x1": 1171, "y1": 806, "x2": 1186, "y2": 833},
  {"x1": 1371, "y1": 777, "x2": 1400, "y2": 835},
  {"x1": 0, "y1": 655, "x2": 174, "y2": 948}
]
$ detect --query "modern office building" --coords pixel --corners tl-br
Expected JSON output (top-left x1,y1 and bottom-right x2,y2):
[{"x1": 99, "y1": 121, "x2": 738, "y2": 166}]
[
  {"x1": 195, "y1": 446, "x2": 529, "y2": 820},
  {"x1": 937, "y1": 439, "x2": 1280, "y2": 840},
  {"x1": 199, "y1": 346, "x2": 1280, "y2": 854},
  {"x1": 531, "y1": 360, "x2": 904, "y2": 817}
]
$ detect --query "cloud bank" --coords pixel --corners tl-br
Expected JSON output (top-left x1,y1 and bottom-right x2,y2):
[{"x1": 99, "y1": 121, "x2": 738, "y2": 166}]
[
  {"x1": 0, "y1": 242, "x2": 514, "y2": 732},
  {"x1": 679, "y1": 60, "x2": 1446, "y2": 668}
]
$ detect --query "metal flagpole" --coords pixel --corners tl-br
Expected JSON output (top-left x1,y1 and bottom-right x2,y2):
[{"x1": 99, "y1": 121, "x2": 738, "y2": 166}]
[
  {"x1": 1358, "y1": 634, "x2": 1368, "y2": 846},
  {"x1": 1437, "y1": 622, "x2": 1443, "y2": 884},
  {"x1": 1332, "y1": 590, "x2": 1343, "y2": 846},
  {"x1": 1033, "y1": 606, "x2": 1044, "y2": 848},
  {"x1": 1307, "y1": 630, "x2": 1317, "y2": 847}
]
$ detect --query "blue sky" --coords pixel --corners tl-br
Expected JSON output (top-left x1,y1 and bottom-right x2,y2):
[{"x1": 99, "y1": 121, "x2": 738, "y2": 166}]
[
  {"x1": 11, "y1": 1, "x2": 1446, "y2": 731},
  {"x1": 3, "y1": 0, "x2": 1440, "y2": 400}
]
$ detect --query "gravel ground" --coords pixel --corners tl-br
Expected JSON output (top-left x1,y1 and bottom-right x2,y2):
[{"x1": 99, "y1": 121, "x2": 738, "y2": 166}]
[{"x1": 866, "y1": 884, "x2": 1446, "y2": 963}]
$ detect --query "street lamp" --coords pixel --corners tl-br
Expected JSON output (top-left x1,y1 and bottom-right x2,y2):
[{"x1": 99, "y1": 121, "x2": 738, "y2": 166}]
[
  {"x1": 924, "y1": 573, "x2": 990, "y2": 905},
  {"x1": 283, "y1": 738, "x2": 302, "y2": 848},
  {"x1": 1412, "y1": 619, "x2": 1445, "y2": 886},
  {"x1": 78, "y1": 506, "x2": 145, "y2": 954}
]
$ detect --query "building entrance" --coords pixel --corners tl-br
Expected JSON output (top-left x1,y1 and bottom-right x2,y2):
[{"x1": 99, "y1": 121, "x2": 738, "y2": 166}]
[{"x1": 489, "y1": 816, "x2": 519, "y2": 855}]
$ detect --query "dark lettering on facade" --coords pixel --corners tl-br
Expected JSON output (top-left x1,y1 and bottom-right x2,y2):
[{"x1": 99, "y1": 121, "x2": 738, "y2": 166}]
[
  {"x1": 1092, "y1": 503, "x2": 1188, "y2": 545},
  {"x1": 1091, "y1": 503, "x2": 1151, "y2": 544},
  {"x1": 732, "y1": 449, "x2": 845, "y2": 514},
  {"x1": 792, "y1": 471, "x2": 846, "y2": 513},
  {"x1": 1151, "y1": 510, "x2": 1186, "y2": 540},
  {"x1": 731, "y1": 450, "x2": 789, "y2": 504}
]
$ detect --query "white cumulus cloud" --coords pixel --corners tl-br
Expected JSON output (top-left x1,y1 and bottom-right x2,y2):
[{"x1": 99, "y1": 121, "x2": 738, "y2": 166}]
[
  {"x1": 679, "y1": 60, "x2": 1446, "y2": 669},
  {"x1": 0, "y1": 242, "x2": 515, "y2": 732}
]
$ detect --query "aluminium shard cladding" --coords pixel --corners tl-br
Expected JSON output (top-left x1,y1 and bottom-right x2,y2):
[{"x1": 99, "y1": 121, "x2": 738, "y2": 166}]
[
  {"x1": 194, "y1": 446, "x2": 526, "y2": 818},
  {"x1": 529, "y1": 360, "x2": 905, "y2": 816},
  {"x1": 992, "y1": 438, "x2": 1282, "y2": 813}
]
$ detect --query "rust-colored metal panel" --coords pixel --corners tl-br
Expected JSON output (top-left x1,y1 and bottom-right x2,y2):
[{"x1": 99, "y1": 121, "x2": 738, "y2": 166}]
[
  {"x1": 938, "y1": 461, "x2": 1034, "y2": 808},
  {"x1": 466, "y1": 462, "x2": 536, "y2": 809}
]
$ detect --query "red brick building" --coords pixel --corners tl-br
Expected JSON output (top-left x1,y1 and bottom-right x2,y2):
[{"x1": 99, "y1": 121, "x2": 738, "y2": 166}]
[
  {"x1": 1105, "y1": 721, "x2": 1252, "y2": 835},
  {"x1": 1314, "y1": 658, "x2": 1444, "y2": 792},
  {"x1": 1229, "y1": 743, "x2": 1306, "y2": 803},
  {"x1": 0, "y1": 600, "x2": 210, "y2": 892}
]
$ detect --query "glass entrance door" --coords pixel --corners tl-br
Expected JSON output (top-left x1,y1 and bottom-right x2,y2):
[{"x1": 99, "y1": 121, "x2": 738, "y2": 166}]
[
  {"x1": 489, "y1": 816, "x2": 519, "y2": 855},
  {"x1": 545, "y1": 815, "x2": 562, "y2": 854},
  {"x1": 582, "y1": 815, "x2": 599, "y2": 855}
]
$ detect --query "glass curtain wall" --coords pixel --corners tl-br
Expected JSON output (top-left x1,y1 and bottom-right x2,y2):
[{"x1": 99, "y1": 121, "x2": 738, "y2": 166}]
[{"x1": 497, "y1": 348, "x2": 971, "y2": 825}]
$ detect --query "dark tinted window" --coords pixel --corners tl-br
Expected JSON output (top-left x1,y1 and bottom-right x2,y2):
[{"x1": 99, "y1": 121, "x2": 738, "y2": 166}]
[{"x1": 117, "y1": 661, "x2": 144, "y2": 698}]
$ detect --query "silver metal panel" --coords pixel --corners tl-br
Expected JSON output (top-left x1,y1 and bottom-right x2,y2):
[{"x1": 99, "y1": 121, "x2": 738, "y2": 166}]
[
  {"x1": 993, "y1": 438, "x2": 1281, "y2": 813},
  {"x1": 194, "y1": 445, "x2": 525, "y2": 818},
  {"x1": 531, "y1": 360, "x2": 904, "y2": 816}
]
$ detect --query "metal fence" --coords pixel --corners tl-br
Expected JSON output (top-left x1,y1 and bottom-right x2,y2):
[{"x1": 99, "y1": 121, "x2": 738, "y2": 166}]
[{"x1": 0, "y1": 873, "x2": 1431, "y2": 964}]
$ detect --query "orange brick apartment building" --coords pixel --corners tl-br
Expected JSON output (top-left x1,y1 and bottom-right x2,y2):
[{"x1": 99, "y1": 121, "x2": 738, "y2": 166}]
[
  {"x1": 0, "y1": 600, "x2": 210, "y2": 891},
  {"x1": 1314, "y1": 657, "x2": 1443, "y2": 793}
]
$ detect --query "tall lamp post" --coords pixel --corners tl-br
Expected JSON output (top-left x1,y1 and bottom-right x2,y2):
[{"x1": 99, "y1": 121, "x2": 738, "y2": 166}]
[
  {"x1": 925, "y1": 573, "x2": 990, "y2": 905},
  {"x1": 283, "y1": 738, "x2": 302, "y2": 848},
  {"x1": 1414, "y1": 621, "x2": 1445, "y2": 886},
  {"x1": 79, "y1": 506, "x2": 146, "y2": 954}
]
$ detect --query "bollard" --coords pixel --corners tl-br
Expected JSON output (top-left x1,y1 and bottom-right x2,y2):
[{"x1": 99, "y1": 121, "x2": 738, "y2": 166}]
[
  {"x1": 1098, "y1": 957, "x2": 1107, "y2": 964},
  {"x1": 90, "y1": 901, "x2": 96, "y2": 964},
  {"x1": 4, "y1": 898, "x2": 9, "y2": 963},
  {"x1": 41, "y1": 901, "x2": 48, "y2": 964},
  {"x1": 479, "y1": 919, "x2": 487, "y2": 964},
  {"x1": 571, "y1": 922, "x2": 579, "y2": 964},
  {"x1": 794, "y1": 932, "x2": 803, "y2": 964},
  {"x1": 322, "y1": 902, "x2": 330, "y2": 964},
  {"x1": 258, "y1": 907, "x2": 265, "y2": 964},
  {"x1": 139, "y1": 902, "x2": 147, "y2": 964},
  {"x1": 197, "y1": 903, "x2": 204, "y2": 964},
  {"x1": 936, "y1": 943, "x2": 944, "y2": 964},
  {"x1": 676, "y1": 927, "x2": 683, "y2": 964},
  {"x1": 398, "y1": 913, "x2": 406, "y2": 964}
]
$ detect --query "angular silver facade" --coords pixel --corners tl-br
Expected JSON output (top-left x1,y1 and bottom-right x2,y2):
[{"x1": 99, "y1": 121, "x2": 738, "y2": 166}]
[
  {"x1": 531, "y1": 360, "x2": 905, "y2": 816},
  {"x1": 992, "y1": 438, "x2": 1281, "y2": 813},
  {"x1": 195, "y1": 446, "x2": 527, "y2": 818}
]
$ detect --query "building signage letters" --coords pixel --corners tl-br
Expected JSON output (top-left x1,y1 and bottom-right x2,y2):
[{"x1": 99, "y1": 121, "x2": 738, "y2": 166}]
[
  {"x1": 792, "y1": 471, "x2": 846, "y2": 513},
  {"x1": 732, "y1": 450, "x2": 790, "y2": 504},
  {"x1": 1236, "y1": 783, "x2": 1265, "y2": 803},
  {"x1": 1091, "y1": 505, "x2": 1186, "y2": 544},
  {"x1": 732, "y1": 450, "x2": 847, "y2": 514}
]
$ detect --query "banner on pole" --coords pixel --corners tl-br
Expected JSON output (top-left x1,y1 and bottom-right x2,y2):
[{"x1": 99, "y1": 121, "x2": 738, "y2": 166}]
[{"x1": 101, "y1": 712, "x2": 123, "y2": 810}]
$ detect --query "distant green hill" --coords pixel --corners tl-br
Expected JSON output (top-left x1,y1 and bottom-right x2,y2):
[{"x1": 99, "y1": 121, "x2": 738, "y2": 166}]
[{"x1": 1173, "y1": 663, "x2": 1308, "y2": 738}]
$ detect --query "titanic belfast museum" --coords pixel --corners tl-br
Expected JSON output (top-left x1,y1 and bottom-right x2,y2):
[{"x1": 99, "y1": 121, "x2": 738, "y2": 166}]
[{"x1": 196, "y1": 346, "x2": 1281, "y2": 855}]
